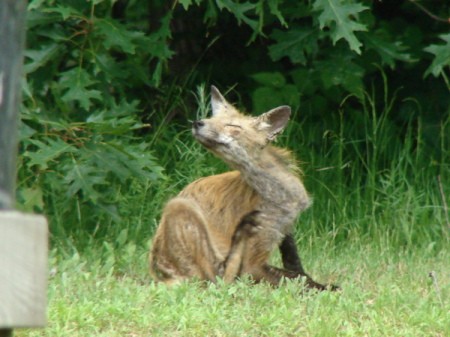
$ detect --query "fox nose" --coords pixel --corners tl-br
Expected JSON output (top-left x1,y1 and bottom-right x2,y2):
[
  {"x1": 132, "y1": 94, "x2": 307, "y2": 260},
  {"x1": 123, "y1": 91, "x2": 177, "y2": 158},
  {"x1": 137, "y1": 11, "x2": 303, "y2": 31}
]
[{"x1": 193, "y1": 120, "x2": 205, "y2": 129}]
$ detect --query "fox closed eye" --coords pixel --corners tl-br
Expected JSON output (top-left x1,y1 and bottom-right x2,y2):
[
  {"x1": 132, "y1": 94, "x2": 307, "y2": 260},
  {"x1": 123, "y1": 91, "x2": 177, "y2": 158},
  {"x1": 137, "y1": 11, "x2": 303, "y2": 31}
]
[
  {"x1": 225, "y1": 124, "x2": 243, "y2": 129},
  {"x1": 224, "y1": 124, "x2": 243, "y2": 137}
]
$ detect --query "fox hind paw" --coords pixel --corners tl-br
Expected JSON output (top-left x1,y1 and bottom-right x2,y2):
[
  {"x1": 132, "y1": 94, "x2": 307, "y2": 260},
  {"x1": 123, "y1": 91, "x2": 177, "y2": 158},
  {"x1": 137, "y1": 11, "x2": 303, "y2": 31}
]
[{"x1": 237, "y1": 210, "x2": 261, "y2": 236}]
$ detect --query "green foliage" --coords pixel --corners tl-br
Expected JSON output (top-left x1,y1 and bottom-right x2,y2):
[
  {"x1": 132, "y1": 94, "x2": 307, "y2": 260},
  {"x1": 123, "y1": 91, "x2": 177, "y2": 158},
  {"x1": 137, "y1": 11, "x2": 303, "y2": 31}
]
[
  {"x1": 170, "y1": 0, "x2": 449, "y2": 113},
  {"x1": 20, "y1": 0, "x2": 168, "y2": 231},
  {"x1": 251, "y1": 72, "x2": 300, "y2": 112},
  {"x1": 313, "y1": 0, "x2": 369, "y2": 54},
  {"x1": 424, "y1": 32, "x2": 450, "y2": 78},
  {"x1": 216, "y1": 0, "x2": 260, "y2": 31},
  {"x1": 362, "y1": 27, "x2": 414, "y2": 68},
  {"x1": 19, "y1": 0, "x2": 449, "y2": 247},
  {"x1": 268, "y1": 26, "x2": 318, "y2": 64},
  {"x1": 18, "y1": 102, "x2": 164, "y2": 227}
]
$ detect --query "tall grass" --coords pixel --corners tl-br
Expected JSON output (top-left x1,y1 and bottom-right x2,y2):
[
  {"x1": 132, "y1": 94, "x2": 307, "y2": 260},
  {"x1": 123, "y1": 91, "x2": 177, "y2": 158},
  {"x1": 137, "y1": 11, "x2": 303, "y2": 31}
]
[
  {"x1": 46, "y1": 82, "x2": 449, "y2": 256},
  {"x1": 284, "y1": 87, "x2": 449, "y2": 251}
]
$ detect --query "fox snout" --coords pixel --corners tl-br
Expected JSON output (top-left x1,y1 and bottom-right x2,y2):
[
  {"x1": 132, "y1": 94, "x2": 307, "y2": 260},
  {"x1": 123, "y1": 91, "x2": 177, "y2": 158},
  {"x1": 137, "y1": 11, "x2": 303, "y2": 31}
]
[
  {"x1": 192, "y1": 120, "x2": 205, "y2": 129},
  {"x1": 192, "y1": 120, "x2": 207, "y2": 142},
  {"x1": 192, "y1": 119, "x2": 218, "y2": 148}
]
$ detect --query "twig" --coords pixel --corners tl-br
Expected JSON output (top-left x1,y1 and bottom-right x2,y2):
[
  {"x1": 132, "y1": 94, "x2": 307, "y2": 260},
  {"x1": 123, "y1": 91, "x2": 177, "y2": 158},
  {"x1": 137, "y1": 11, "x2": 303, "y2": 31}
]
[
  {"x1": 437, "y1": 175, "x2": 450, "y2": 235},
  {"x1": 428, "y1": 271, "x2": 444, "y2": 306},
  {"x1": 407, "y1": 0, "x2": 450, "y2": 24}
]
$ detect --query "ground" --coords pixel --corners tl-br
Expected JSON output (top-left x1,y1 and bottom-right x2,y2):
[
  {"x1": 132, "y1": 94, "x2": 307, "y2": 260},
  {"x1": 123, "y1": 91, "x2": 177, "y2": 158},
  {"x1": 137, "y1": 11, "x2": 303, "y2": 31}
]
[{"x1": 16, "y1": 238, "x2": 449, "y2": 337}]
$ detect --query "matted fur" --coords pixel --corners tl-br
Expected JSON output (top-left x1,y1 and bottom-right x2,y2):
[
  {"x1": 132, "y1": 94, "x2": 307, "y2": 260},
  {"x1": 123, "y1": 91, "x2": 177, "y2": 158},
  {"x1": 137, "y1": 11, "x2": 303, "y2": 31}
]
[{"x1": 149, "y1": 86, "x2": 333, "y2": 288}]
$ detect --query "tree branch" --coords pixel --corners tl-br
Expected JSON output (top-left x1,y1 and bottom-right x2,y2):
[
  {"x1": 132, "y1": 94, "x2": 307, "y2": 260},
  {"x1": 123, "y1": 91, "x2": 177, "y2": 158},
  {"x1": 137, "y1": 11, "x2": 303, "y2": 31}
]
[{"x1": 407, "y1": 0, "x2": 450, "y2": 24}]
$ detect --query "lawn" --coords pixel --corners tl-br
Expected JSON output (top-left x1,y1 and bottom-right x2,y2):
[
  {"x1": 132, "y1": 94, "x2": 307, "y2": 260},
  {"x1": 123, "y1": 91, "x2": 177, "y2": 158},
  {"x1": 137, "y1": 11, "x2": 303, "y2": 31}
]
[
  {"x1": 14, "y1": 78, "x2": 449, "y2": 337},
  {"x1": 17, "y1": 236, "x2": 449, "y2": 337},
  {"x1": 15, "y1": 2, "x2": 450, "y2": 335}
]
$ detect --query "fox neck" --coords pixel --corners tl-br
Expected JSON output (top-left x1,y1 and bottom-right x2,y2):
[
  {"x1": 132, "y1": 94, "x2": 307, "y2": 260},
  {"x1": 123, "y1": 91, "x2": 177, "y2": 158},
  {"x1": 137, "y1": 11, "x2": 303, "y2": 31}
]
[{"x1": 230, "y1": 145, "x2": 310, "y2": 215}]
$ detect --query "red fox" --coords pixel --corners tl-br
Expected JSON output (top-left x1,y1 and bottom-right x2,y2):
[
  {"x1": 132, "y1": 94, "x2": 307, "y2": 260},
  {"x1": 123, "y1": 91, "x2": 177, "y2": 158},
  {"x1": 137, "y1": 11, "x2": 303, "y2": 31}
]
[{"x1": 149, "y1": 86, "x2": 337, "y2": 290}]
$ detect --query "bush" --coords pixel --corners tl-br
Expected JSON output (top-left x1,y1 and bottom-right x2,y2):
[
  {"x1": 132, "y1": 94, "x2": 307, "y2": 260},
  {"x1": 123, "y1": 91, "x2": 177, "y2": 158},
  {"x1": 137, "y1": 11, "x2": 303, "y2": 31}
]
[{"x1": 19, "y1": 0, "x2": 449, "y2": 246}]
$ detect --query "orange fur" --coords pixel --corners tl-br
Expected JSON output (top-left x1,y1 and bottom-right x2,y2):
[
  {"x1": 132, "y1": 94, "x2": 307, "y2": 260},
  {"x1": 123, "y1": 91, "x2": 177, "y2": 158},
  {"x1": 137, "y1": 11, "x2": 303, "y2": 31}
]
[{"x1": 149, "y1": 86, "x2": 313, "y2": 285}]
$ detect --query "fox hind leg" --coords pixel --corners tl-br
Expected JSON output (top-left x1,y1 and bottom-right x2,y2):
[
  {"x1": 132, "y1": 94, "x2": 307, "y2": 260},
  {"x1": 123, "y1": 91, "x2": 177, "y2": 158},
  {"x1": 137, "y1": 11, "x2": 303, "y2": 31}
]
[
  {"x1": 150, "y1": 198, "x2": 222, "y2": 284},
  {"x1": 220, "y1": 211, "x2": 261, "y2": 282},
  {"x1": 237, "y1": 225, "x2": 338, "y2": 290},
  {"x1": 279, "y1": 234, "x2": 339, "y2": 291}
]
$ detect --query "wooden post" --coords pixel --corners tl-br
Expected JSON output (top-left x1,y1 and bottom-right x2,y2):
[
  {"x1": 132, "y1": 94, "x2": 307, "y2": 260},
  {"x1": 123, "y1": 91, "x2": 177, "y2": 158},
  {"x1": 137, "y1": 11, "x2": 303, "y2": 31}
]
[
  {"x1": 0, "y1": 212, "x2": 48, "y2": 328},
  {"x1": 0, "y1": 0, "x2": 25, "y2": 209},
  {"x1": 0, "y1": 1, "x2": 48, "y2": 335}
]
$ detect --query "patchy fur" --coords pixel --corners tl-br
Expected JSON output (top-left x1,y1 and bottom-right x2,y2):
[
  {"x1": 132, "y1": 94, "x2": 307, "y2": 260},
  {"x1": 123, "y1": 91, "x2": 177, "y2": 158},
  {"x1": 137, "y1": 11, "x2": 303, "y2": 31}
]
[{"x1": 149, "y1": 86, "x2": 335, "y2": 289}]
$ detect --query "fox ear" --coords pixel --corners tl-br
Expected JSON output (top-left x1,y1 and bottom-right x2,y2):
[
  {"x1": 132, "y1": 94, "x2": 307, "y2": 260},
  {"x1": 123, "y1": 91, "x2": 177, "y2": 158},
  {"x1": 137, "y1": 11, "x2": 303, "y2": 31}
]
[
  {"x1": 257, "y1": 106, "x2": 291, "y2": 141},
  {"x1": 211, "y1": 85, "x2": 231, "y2": 116}
]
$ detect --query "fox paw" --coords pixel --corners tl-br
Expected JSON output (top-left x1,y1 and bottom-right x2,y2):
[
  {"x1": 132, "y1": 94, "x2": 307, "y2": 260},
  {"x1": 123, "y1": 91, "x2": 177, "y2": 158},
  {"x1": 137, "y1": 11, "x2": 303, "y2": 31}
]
[{"x1": 237, "y1": 210, "x2": 261, "y2": 236}]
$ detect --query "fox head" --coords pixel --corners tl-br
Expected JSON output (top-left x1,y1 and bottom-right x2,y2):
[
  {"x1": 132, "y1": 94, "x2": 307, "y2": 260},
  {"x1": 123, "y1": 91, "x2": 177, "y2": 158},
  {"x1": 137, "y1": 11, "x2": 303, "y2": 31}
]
[{"x1": 193, "y1": 86, "x2": 291, "y2": 166}]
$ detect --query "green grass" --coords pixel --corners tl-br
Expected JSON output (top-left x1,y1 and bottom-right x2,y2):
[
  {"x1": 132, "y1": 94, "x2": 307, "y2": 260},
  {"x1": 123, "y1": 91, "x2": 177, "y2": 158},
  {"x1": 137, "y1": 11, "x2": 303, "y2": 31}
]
[
  {"x1": 17, "y1": 239, "x2": 449, "y2": 337},
  {"x1": 16, "y1": 86, "x2": 449, "y2": 336}
]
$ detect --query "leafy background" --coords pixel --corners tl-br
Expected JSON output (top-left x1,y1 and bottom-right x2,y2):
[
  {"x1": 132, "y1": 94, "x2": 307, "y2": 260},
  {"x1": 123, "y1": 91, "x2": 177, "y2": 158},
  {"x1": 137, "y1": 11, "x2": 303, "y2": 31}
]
[{"x1": 19, "y1": 0, "x2": 449, "y2": 248}]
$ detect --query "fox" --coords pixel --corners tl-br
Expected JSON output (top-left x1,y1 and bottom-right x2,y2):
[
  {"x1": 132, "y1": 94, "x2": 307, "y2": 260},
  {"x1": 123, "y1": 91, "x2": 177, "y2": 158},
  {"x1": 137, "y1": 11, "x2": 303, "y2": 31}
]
[{"x1": 149, "y1": 86, "x2": 337, "y2": 290}]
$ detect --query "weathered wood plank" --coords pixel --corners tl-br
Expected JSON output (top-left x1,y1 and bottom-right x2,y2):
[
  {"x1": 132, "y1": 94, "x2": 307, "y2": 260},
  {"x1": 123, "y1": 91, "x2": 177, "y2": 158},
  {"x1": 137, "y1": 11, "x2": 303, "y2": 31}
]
[
  {"x1": 0, "y1": 0, "x2": 48, "y2": 332},
  {"x1": 0, "y1": 212, "x2": 48, "y2": 328},
  {"x1": 0, "y1": 0, "x2": 26, "y2": 210}
]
